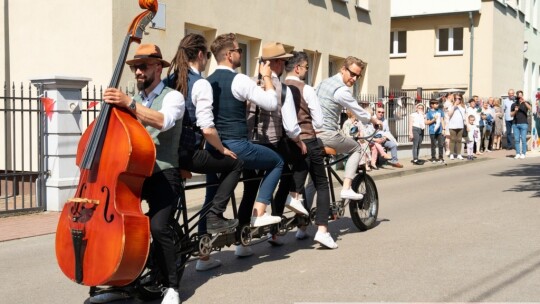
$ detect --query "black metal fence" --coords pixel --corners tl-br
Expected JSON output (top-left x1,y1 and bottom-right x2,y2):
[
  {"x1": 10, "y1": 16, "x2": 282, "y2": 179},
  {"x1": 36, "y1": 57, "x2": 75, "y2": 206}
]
[
  {"x1": 0, "y1": 83, "x2": 46, "y2": 215},
  {"x1": 357, "y1": 87, "x2": 438, "y2": 144},
  {"x1": 0, "y1": 81, "x2": 437, "y2": 215}
]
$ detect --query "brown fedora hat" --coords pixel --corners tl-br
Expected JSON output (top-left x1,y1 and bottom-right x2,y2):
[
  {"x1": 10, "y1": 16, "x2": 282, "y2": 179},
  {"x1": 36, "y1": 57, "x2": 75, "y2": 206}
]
[
  {"x1": 258, "y1": 42, "x2": 293, "y2": 60},
  {"x1": 126, "y1": 44, "x2": 170, "y2": 67}
]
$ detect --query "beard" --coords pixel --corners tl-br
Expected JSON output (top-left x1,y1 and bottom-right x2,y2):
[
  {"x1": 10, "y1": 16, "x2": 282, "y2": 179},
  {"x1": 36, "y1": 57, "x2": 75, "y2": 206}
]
[{"x1": 136, "y1": 74, "x2": 154, "y2": 91}]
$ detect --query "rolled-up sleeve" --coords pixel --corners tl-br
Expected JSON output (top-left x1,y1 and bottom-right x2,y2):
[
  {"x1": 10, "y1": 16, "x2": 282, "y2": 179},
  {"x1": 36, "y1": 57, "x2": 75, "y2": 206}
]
[
  {"x1": 192, "y1": 78, "x2": 214, "y2": 129},
  {"x1": 159, "y1": 90, "x2": 184, "y2": 131},
  {"x1": 232, "y1": 73, "x2": 277, "y2": 111},
  {"x1": 334, "y1": 87, "x2": 371, "y2": 124}
]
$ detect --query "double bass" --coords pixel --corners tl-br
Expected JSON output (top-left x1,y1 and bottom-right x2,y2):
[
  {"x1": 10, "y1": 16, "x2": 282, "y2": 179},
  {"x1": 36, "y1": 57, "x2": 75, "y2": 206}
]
[{"x1": 55, "y1": 0, "x2": 158, "y2": 286}]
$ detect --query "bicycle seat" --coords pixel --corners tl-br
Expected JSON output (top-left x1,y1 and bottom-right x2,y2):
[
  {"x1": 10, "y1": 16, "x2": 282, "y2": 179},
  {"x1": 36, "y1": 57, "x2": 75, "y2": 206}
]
[
  {"x1": 323, "y1": 147, "x2": 337, "y2": 156},
  {"x1": 180, "y1": 169, "x2": 193, "y2": 179}
]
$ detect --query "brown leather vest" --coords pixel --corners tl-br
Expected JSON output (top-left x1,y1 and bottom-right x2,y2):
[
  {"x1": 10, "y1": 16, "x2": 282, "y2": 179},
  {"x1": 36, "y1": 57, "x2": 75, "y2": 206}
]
[{"x1": 284, "y1": 79, "x2": 316, "y2": 140}]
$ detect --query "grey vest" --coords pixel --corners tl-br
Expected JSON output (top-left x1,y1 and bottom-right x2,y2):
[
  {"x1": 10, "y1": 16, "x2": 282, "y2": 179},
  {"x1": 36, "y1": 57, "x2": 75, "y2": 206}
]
[
  {"x1": 316, "y1": 73, "x2": 346, "y2": 131},
  {"x1": 134, "y1": 86, "x2": 182, "y2": 172},
  {"x1": 247, "y1": 76, "x2": 283, "y2": 145}
]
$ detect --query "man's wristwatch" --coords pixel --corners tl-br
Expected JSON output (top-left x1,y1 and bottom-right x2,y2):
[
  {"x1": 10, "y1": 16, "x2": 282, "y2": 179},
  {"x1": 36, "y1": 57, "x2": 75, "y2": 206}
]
[{"x1": 128, "y1": 99, "x2": 137, "y2": 111}]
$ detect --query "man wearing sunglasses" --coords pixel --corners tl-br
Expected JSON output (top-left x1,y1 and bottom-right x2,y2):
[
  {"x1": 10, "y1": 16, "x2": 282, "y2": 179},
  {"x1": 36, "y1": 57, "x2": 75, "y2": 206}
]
[
  {"x1": 206, "y1": 33, "x2": 284, "y2": 257},
  {"x1": 316, "y1": 57, "x2": 382, "y2": 201},
  {"x1": 95, "y1": 44, "x2": 184, "y2": 304}
]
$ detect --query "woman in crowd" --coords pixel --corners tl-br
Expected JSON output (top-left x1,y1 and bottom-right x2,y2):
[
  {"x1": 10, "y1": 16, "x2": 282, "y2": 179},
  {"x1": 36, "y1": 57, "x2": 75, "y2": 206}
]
[
  {"x1": 446, "y1": 93, "x2": 466, "y2": 160},
  {"x1": 492, "y1": 97, "x2": 504, "y2": 150}
]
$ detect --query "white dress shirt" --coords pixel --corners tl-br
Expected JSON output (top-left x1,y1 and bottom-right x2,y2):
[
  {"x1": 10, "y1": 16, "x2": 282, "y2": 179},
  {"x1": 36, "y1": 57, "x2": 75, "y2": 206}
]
[
  {"x1": 140, "y1": 81, "x2": 184, "y2": 131},
  {"x1": 189, "y1": 67, "x2": 215, "y2": 129},
  {"x1": 274, "y1": 73, "x2": 300, "y2": 139},
  {"x1": 284, "y1": 75, "x2": 323, "y2": 130},
  {"x1": 334, "y1": 86, "x2": 372, "y2": 124},
  {"x1": 214, "y1": 66, "x2": 277, "y2": 112}
]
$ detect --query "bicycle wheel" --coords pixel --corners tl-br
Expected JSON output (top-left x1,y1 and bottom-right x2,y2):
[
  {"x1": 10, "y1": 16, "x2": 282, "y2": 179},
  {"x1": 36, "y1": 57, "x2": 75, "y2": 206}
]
[
  {"x1": 136, "y1": 220, "x2": 188, "y2": 301},
  {"x1": 348, "y1": 173, "x2": 378, "y2": 231}
]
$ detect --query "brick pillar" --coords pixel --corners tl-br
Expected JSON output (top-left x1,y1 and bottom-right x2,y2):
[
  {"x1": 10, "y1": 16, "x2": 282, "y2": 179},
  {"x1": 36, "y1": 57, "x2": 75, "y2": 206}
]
[{"x1": 30, "y1": 76, "x2": 91, "y2": 211}]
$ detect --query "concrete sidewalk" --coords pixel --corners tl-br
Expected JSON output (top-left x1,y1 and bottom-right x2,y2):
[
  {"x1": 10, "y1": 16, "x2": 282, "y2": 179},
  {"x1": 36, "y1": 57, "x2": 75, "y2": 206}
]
[{"x1": 1, "y1": 147, "x2": 537, "y2": 243}]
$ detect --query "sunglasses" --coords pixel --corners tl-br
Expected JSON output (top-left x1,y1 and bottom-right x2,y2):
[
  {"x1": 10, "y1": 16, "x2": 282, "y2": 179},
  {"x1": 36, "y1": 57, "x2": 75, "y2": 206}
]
[
  {"x1": 346, "y1": 67, "x2": 361, "y2": 78},
  {"x1": 298, "y1": 64, "x2": 309, "y2": 70},
  {"x1": 129, "y1": 63, "x2": 157, "y2": 73},
  {"x1": 229, "y1": 48, "x2": 243, "y2": 54}
]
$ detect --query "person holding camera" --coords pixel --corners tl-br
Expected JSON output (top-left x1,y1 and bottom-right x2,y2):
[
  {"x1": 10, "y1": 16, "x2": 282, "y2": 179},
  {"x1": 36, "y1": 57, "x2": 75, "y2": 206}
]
[{"x1": 511, "y1": 90, "x2": 532, "y2": 159}]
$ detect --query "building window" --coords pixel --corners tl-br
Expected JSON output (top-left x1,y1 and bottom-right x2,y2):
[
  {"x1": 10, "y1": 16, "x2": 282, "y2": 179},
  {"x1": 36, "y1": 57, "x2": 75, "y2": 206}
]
[
  {"x1": 237, "y1": 42, "x2": 249, "y2": 75},
  {"x1": 151, "y1": 3, "x2": 166, "y2": 30},
  {"x1": 436, "y1": 27, "x2": 463, "y2": 55},
  {"x1": 390, "y1": 30, "x2": 407, "y2": 57},
  {"x1": 355, "y1": 0, "x2": 369, "y2": 11}
]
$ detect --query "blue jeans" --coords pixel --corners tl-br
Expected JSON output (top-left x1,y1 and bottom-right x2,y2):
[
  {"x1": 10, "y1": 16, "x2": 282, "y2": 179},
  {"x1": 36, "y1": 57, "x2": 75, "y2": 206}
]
[
  {"x1": 383, "y1": 139, "x2": 398, "y2": 163},
  {"x1": 505, "y1": 120, "x2": 514, "y2": 148},
  {"x1": 205, "y1": 140, "x2": 283, "y2": 206},
  {"x1": 512, "y1": 123, "x2": 528, "y2": 155}
]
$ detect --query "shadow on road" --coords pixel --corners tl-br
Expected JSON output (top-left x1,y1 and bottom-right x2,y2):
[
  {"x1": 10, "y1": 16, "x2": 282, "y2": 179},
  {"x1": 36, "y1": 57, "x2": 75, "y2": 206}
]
[
  {"x1": 491, "y1": 162, "x2": 540, "y2": 198},
  {"x1": 440, "y1": 248, "x2": 540, "y2": 302}
]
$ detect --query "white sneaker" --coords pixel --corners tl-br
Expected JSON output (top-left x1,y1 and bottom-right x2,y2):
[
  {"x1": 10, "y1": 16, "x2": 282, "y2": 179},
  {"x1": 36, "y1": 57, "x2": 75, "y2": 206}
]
[
  {"x1": 250, "y1": 213, "x2": 281, "y2": 227},
  {"x1": 235, "y1": 245, "x2": 253, "y2": 257},
  {"x1": 449, "y1": 154, "x2": 455, "y2": 160},
  {"x1": 295, "y1": 228, "x2": 308, "y2": 240},
  {"x1": 514, "y1": 154, "x2": 521, "y2": 159},
  {"x1": 445, "y1": 150, "x2": 450, "y2": 156},
  {"x1": 314, "y1": 231, "x2": 338, "y2": 249},
  {"x1": 90, "y1": 291, "x2": 131, "y2": 303},
  {"x1": 340, "y1": 188, "x2": 363, "y2": 200},
  {"x1": 267, "y1": 233, "x2": 284, "y2": 246},
  {"x1": 161, "y1": 288, "x2": 180, "y2": 304},
  {"x1": 457, "y1": 154, "x2": 464, "y2": 160},
  {"x1": 195, "y1": 256, "x2": 222, "y2": 271},
  {"x1": 520, "y1": 154, "x2": 526, "y2": 159},
  {"x1": 285, "y1": 195, "x2": 309, "y2": 215}
]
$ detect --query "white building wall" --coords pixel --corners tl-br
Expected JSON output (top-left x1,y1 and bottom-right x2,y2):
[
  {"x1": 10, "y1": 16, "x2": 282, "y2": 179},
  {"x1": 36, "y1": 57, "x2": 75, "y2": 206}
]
[{"x1": 1, "y1": 0, "x2": 390, "y2": 93}]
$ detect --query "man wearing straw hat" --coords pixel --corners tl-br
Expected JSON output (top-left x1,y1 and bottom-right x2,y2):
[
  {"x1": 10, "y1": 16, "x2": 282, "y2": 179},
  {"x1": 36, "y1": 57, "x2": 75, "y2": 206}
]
[
  {"x1": 244, "y1": 42, "x2": 309, "y2": 248},
  {"x1": 92, "y1": 43, "x2": 184, "y2": 304}
]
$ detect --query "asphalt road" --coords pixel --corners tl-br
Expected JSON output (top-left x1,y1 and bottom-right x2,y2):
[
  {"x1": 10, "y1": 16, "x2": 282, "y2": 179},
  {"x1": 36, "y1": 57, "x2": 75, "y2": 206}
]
[{"x1": 1, "y1": 156, "x2": 539, "y2": 303}]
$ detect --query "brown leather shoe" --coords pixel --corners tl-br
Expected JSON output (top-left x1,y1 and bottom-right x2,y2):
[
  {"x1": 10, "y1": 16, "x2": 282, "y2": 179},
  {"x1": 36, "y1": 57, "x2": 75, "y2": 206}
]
[{"x1": 391, "y1": 162, "x2": 403, "y2": 168}]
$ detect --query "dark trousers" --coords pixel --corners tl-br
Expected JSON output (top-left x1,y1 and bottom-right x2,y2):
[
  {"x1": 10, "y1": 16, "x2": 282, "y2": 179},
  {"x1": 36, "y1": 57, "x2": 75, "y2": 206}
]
[
  {"x1": 180, "y1": 149, "x2": 243, "y2": 215},
  {"x1": 412, "y1": 127, "x2": 424, "y2": 160},
  {"x1": 182, "y1": 149, "x2": 243, "y2": 234},
  {"x1": 292, "y1": 137, "x2": 331, "y2": 226},
  {"x1": 505, "y1": 120, "x2": 514, "y2": 148},
  {"x1": 429, "y1": 133, "x2": 444, "y2": 159},
  {"x1": 142, "y1": 168, "x2": 182, "y2": 288}
]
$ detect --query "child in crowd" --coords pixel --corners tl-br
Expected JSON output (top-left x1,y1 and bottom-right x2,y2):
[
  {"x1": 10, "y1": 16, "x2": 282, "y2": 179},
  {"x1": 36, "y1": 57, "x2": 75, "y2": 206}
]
[
  {"x1": 465, "y1": 115, "x2": 480, "y2": 160},
  {"x1": 409, "y1": 103, "x2": 426, "y2": 165},
  {"x1": 426, "y1": 99, "x2": 445, "y2": 163},
  {"x1": 341, "y1": 109, "x2": 371, "y2": 171},
  {"x1": 341, "y1": 109, "x2": 357, "y2": 138},
  {"x1": 479, "y1": 112, "x2": 493, "y2": 153}
]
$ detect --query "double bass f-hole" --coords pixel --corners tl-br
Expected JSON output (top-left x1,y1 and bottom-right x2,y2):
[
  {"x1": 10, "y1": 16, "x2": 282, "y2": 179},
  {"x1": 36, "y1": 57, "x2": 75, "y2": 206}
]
[{"x1": 101, "y1": 186, "x2": 114, "y2": 223}]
